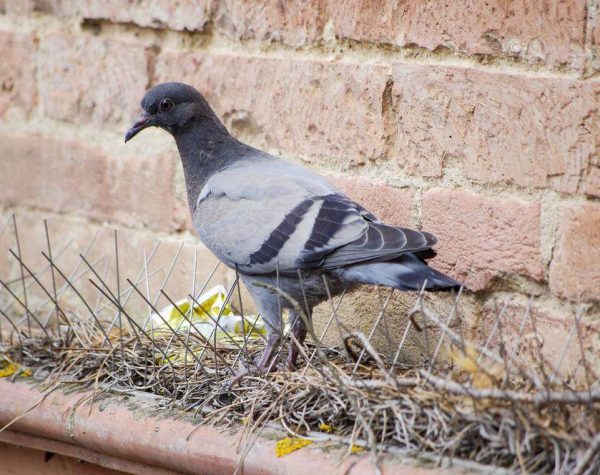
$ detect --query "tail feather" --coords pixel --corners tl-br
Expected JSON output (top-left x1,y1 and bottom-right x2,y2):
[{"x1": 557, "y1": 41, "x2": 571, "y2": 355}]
[{"x1": 337, "y1": 254, "x2": 461, "y2": 291}]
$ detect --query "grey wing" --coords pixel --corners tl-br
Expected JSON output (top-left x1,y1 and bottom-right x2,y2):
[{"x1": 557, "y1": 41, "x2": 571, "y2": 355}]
[
  {"x1": 293, "y1": 193, "x2": 437, "y2": 271},
  {"x1": 193, "y1": 162, "x2": 436, "y2": 274}
]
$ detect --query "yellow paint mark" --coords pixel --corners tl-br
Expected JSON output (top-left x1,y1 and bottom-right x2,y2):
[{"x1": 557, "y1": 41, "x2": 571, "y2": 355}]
[{"x1": 275, "y1": 437, "x2": 312, "y2": 457}]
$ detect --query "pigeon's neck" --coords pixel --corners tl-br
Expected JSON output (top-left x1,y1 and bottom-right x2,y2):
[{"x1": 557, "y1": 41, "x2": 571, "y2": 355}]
[{"x1": 173, "y1": 117, "x2": 255, "y2": 210}]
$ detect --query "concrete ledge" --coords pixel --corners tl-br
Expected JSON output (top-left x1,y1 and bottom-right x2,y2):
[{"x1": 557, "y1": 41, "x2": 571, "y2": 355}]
[{"x1": 0, "y1": 379, "x2": 457, "y2": 475}]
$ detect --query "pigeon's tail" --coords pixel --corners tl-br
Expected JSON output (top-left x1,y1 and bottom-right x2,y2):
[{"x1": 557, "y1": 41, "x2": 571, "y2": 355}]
[{"x1": 337, "y1": 254, "x2": 461, "y2": 291}]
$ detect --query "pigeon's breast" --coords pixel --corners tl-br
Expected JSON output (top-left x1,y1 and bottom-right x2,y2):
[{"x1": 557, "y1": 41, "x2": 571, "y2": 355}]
[{"x1": 192, "y1": 193, "x2": 312, "y2": 272}]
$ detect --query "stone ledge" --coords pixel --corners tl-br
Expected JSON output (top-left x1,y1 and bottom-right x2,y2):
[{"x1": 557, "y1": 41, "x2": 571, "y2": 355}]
[{"x1": 0, "y1": 379, "x2": 466, "y2": 475}]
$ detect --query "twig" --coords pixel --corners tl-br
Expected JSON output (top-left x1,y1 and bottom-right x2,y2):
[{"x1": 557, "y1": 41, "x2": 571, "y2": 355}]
[{"x1": 420, "y1": 371, "x2": 600, "y2": 405}]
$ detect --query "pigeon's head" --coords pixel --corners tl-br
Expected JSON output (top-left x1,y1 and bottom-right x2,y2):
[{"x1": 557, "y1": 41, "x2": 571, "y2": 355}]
[{"x1": 125, "y1": 82, "x2": 218, "y2": 142}]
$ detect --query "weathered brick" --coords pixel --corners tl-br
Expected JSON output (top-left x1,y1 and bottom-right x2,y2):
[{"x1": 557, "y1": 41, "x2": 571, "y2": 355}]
[
  {"x1": 549, "y1": 202, "x2": 600, "y2": 302},
  {"x1": 392, "y1": 64, "x2": 600, "y2": 197},
  {"x1": 0, "y1": 0, "x2": 36, "y2": 15},
  {"x1": 331, "y1": 1, "x2": 587, "y2": 70},
  {"x1": 0, "y1": 132, "x2": 186, "y2": 231},
  {"x1": 0, "y1": 31, "x2": 36, "y2": 118},
  {"x1": 215, "y1": 1, "x2": 325, "y2": 47},
  {"x1": 212, "y1": 1, "x2": 586, "y2": 69},
  {"x1": 327, "y1": 176, "x2": 414, "y2": 226},
  {"x1": 421, "y1": 189, "x2": 543, "y2": 290},
  {"x1": 154, "y1": 51, "x2": 388, "y2": 165},
  {"x1": 313, "y1": 286, "x2": 485, "y2": 364},
  {"x1": 38, "y1": 34, "x2": 149, "y2": 130},
  {"x1": 481, "y1": 296, "x2": 599, "y2": 379},
  {"x1": 34, "y1": 0, "x2": 213, "y2": 31}
]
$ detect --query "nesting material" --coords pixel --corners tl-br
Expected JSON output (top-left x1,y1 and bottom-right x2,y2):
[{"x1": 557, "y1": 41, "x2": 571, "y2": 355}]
[{"x1": 2, "y1": 305, "x2": 599, "y2": 474}]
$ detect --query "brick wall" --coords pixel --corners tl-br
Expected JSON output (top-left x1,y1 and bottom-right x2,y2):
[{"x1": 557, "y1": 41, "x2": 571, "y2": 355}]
[{"x1": 0, "y1": 1, "x2": 598, "y2": 361}]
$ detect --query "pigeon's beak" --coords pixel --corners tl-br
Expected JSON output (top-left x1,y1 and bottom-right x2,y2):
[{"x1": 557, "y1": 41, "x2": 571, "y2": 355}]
[{"x1": 124, "y1": 110, "x2": 153, "y2": 143}]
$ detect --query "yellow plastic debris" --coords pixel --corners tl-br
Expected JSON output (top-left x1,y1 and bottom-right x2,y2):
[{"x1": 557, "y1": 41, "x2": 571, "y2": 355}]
[
  {"x1": 0, "y1": 360, "x2": 17, "y2": 378},
  {"x1": 150, "y1": 285, "x2": 265, "y2": 342},
  {"x1": 450, "y1": 343, "x2": 505, "y2": 389},
  {"x1": 0, "y1": 358, "x2": 31, "y2": 378},
  {"x1": 275, "y1": 437, "x2": 313, "y2": 457}
]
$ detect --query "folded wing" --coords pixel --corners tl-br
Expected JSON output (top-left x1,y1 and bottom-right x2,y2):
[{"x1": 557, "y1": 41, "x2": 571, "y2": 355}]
[{"x1": 193, "y1": 161, "x2": 437, "y2": 275}]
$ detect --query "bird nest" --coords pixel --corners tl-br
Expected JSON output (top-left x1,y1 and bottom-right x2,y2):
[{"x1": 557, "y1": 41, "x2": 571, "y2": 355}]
[{"x1": 0, "y1": 214, "x2": 599, "y2": 474}]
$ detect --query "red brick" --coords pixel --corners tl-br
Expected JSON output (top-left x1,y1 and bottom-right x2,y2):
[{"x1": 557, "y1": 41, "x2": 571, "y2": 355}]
[
  {"x1": 481, "y1": 296, "x2": 598, "y2": 379},
  {"x1": 327, "y1": 176, "x2": 414, "y2": 226},
  {"x1": 0, "y1": 31, "x2": 36, "y2": 118},
  {"x1": 0, "y1": 132, "x2": 186, "y2": 232},
  {"x1": 549, "y1": 202, "x2": 600, "y2": 302},
  {"x1": 421, "y1": 189, "x2": 543, "y2": 290},
  {"x1": 331, "y1": 0, "x2": 587, "y2": 70},
  {"x1": 36, "y1": 0, "x2": 213, "y2": 32},
  {"x1": 155, "y1": 51, "x2": 388, "y2": 165},
  {"x1": 392, "y1": 64, "x2": 600, "y2": 197},
  {"x1": 38, "y1": 34, "x2": 149, "y2": 131},
  {"x1": 215, "y1": 1, "x2": 325, "y2": 47}
]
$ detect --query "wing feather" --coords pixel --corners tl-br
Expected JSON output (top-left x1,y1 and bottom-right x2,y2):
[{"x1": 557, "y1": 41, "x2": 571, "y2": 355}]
[{"x1": 294, "y1": 194, "x2": 436, "y2": 271}]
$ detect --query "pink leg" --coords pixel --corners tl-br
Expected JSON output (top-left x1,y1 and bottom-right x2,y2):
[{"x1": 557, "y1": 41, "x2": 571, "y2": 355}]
[
  {"x1": 254, "y1": 335, "x2": 280, "y2": 372},
  {"x1": 286, "y1": 320, "x2": 307, "y2": 371}
]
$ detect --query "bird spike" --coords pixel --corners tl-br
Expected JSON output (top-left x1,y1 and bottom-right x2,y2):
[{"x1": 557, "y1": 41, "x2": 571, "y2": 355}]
[
  {"x1": 0, "y1": 272, "x2": 49, "y2": 340},
  {"x1": 350, "y1": 287, "x2": 394, "y2": 376},
  {"x1": 43, "y1": 220, "x2": 60, "y2": 339},
  {"x1": 12, "y1": 215, "x2": 32, "y2": 336},
  {"x1": 39, "y1": 251, "x2": 111, "y2": 347}
]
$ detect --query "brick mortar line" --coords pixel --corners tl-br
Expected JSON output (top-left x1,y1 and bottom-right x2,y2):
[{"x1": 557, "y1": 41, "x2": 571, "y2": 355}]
[
  {"x1": 288, "y1": 155, "x2": 599, "y2": 206},
  {"x1": 1, "y1": 12, "x2": 598, "y2": 82},
  {"x1": 70, "y1": 16, "x2": 600, "y2": 80},
  {"x1": 585, "y1": 0, "x2": 599, "y2": 77}
]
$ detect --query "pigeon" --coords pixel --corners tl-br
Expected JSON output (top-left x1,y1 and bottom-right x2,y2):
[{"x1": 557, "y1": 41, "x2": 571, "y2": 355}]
[{"x1": 125, "y1": 82, "x2": 461, "y2": 371}]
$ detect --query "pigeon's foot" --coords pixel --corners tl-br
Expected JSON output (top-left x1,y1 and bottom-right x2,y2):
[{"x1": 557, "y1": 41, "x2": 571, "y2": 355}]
[
  {"x1": 253, "y1": 335, "x2": 281, "y2": 372},
  {"x1": 284, "y1": 344, "x2": 301, "y2": 372},
  {"x1": 286, "y1": 319, "x2": 308, "y2": 372}
]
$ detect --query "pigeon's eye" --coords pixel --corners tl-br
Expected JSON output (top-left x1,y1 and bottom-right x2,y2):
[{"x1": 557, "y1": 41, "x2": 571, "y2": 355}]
[{"x1": 159, "y1": 98, "x2": 173, "y2": 112}]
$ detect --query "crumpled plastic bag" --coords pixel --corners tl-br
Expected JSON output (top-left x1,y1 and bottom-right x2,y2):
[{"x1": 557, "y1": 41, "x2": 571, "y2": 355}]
[{"x1": 150, "y1": 285, "x2": 265, "y2": 343}]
